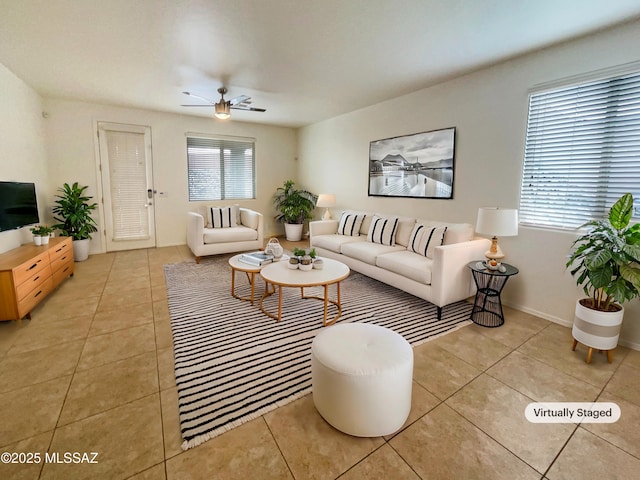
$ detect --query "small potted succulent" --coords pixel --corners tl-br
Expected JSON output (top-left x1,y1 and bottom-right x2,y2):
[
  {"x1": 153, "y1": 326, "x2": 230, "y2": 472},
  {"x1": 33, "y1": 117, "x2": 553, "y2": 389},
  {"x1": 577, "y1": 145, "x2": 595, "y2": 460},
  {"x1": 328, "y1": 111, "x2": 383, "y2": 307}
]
[
  {"x1": 30, "y1": 225, "x2": 53, "y2": 245},
  {"x1": 300, "y1": 254, "x2": 313, "y2": 271},
  {"x1": 288, "y1": 256, "x2": 299, "y2": 270}
]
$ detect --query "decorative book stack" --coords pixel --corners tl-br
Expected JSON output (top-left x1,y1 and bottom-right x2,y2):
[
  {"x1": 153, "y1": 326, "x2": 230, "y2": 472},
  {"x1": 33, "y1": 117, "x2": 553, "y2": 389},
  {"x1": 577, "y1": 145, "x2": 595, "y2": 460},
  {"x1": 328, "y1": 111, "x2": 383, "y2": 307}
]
[{"x1": 238, "y1": 251, "x2": 274, "y2": 267}]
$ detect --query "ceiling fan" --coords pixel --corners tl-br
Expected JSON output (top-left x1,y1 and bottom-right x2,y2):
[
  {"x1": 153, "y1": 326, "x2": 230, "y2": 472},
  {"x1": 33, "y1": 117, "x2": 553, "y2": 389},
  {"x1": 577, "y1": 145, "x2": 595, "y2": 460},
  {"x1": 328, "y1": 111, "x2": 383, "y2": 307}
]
[{"x1": 181, "y1": 87, "x2": 266, "y2": 119}]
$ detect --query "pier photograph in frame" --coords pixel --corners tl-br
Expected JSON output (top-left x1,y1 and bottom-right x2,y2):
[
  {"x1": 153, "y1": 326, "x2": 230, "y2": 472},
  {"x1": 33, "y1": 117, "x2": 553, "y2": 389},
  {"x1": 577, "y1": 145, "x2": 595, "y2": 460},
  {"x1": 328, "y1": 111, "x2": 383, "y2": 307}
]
[{"x1": 368, "y1": 127, "x2": 455, "y2": 199}]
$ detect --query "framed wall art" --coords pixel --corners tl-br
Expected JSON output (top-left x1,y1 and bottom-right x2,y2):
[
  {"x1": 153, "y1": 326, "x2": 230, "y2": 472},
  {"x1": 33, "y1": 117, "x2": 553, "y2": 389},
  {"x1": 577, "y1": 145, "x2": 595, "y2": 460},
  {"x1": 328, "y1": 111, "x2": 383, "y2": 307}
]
[{"x1": 368, "y1": 127, "x2": 456, "y2": 199}]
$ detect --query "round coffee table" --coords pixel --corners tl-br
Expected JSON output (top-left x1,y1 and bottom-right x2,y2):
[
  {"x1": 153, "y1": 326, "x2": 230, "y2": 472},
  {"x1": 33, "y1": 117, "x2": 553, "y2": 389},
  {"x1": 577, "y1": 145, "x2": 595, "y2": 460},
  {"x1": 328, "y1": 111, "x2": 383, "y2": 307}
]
[
  {"x1": 259, "y1": 258, "x2": 350, "y2": 326},
  {"x1": 228, "y1": 254, "x2": 287, "y2": 305}
]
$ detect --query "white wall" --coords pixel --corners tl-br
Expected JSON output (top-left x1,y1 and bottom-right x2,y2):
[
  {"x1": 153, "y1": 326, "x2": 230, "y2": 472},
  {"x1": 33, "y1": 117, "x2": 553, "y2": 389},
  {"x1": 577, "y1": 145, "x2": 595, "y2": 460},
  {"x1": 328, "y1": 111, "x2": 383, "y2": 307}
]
[
  {"x1": 297, "y1": 20, "x2": 640, "y2": 349},
  {"x1": 0, "y1": 64, "x2": 51, "y2": 254},
  {"x1": 42, "y1": 99, "x2": 298, "y2": 252}
]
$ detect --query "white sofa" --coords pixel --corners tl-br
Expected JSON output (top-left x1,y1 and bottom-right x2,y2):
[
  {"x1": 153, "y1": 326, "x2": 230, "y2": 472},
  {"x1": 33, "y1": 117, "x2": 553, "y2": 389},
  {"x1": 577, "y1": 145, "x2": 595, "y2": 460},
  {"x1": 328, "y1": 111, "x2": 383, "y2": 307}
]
[
  {"x1": 310, "y1": 211, "x2": 491, "y2": 319},
  {"x1": 187, "y1": 207, "x2": 264, "y2": 263}
]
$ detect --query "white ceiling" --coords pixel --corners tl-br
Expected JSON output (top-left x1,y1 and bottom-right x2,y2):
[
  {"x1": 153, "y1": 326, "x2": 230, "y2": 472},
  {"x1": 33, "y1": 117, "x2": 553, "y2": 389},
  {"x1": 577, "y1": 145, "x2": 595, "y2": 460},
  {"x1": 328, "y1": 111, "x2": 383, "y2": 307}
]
[{"x1": 2, "y1": 0, "x2": 640, "y2": 128}]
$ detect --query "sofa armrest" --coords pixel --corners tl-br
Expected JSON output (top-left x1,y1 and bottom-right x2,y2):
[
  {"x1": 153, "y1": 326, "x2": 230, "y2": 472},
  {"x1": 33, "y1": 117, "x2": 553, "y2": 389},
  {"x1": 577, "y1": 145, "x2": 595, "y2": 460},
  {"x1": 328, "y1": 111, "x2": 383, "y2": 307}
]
[
  {"x1": 187, "y1": 211, "x2": 205, "y2": 251},
  {"x1": 239, "y1": 208, "x2": 264, "y2": 247},
  {"x1": 310, "y1": 220, "x2": 339, "y2": 239},
  {"x1": 430, "y1": 238, "x2": 491, "y2": 307}
]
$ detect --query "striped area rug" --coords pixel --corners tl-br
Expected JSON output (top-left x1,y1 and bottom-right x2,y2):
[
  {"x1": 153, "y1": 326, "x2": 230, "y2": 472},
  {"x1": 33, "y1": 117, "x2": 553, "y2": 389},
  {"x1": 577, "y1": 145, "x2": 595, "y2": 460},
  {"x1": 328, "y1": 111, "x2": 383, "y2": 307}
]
[{"x1": 164, "y1": 257, "x2": 472, "y2": 450}]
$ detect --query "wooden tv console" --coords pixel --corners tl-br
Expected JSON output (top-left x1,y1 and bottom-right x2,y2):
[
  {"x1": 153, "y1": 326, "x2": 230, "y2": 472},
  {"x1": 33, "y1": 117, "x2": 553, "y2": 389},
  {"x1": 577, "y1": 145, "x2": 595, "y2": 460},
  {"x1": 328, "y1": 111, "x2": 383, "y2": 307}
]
[{"x1": 0, "y1": 236, "x2": 74, "y2": 321}]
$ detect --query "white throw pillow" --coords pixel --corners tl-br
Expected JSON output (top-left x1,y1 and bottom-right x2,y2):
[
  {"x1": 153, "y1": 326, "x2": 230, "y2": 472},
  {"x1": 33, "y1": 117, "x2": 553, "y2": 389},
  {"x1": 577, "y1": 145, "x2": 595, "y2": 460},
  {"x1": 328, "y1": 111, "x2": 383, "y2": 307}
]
[
  {"x1": 208, "y1": 206, "x2": 238, "y2": 228},
  {"x1": 408, "y1": 224, "x2": 447, "y2": 258},
  {"x1": 367, "y1": 215, "x2": 399, "y2": 246},
  {"x1": 337, "y1": 212, "x2": 366, "y2": 236}
]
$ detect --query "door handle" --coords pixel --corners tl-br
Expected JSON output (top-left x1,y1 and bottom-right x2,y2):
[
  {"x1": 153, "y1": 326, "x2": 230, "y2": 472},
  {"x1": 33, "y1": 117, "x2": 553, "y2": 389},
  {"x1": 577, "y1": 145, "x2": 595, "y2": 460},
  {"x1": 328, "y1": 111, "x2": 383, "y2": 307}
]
[{"x1": 147, "y1": 189, "x2": 153, "y2": 199}]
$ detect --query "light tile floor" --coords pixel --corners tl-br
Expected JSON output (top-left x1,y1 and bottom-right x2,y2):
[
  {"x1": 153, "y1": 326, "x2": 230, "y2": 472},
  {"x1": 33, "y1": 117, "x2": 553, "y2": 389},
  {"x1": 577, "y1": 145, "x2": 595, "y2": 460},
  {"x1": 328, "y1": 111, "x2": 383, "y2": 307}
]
[{"x1": 0, "y1": 244, "x2": 639, "y2": 479}]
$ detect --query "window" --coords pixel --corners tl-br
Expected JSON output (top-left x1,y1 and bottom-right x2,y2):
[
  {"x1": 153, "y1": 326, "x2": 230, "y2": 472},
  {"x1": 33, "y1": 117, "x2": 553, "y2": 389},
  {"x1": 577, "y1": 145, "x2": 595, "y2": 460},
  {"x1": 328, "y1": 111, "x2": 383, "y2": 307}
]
[
  {"x1": 187, "y1": 135, "x2": 255, "y2": 201},
  {"x1": 520, "y1": 68, "x2": 640, "y2": 229}
]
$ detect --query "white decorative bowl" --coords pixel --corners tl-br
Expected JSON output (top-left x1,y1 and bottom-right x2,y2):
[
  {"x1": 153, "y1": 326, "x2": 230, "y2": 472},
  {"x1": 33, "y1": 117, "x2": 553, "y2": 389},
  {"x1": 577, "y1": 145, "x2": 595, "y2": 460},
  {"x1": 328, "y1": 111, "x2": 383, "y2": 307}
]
[
  {"x1": 287, "y1": 262, "x2": 299, "y2": 270},
  {"x1": 313, "y1": 259, "x2": 324, "y2": 270},
  {"x1": 299, "y1": 263, "x2": 313, "y2": 271}
]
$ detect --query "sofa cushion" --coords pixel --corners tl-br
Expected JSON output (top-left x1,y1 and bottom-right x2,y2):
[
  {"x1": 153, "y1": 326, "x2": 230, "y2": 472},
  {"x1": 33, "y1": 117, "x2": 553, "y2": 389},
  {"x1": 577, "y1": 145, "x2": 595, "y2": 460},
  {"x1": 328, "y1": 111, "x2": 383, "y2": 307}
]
[
  {"x1": 341, "y1": 241, "x2": 403, "y2": 265},
  {"x1": 407, "y1": 224, "x2": 447, "y2": 259},
  {"x1": 376, "y1": 250, "x2": 433, "y2": 285},
  {"x1": 415, "y1": 219, "x2": 474, "y2": 245},
  {"x1": 337, "y1": 212, "x2": 366, "y2": 236},
  {"x1": 313, "y1": 234, "x2": 365, "y2": 254},
  {"x1": 203, "y1": 225, "x2": 257, "y2": 244},
  {"x1": 367, "y1": 215, "x2": 399, "y2": 246}
]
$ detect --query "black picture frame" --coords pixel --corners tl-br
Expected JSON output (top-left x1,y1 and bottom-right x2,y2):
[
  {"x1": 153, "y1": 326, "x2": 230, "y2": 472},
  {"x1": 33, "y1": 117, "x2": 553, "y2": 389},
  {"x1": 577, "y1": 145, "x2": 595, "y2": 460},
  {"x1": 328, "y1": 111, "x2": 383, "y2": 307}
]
[{"x1": 368, "y1": 127, "x2": 456, "y2": 199}]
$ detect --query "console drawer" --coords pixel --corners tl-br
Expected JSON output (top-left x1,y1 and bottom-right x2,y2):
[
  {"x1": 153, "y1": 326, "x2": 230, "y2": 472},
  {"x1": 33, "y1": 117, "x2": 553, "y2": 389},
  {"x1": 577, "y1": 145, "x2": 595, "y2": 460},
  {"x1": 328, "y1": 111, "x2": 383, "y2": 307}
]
[
  {"x1": 16, "y1": 265, "x2": 52, "y2": 301},
  {"x1": 49, "y1": 237, "x2": 73, "y2": 263},
  {"x1": 17, "y1": 277, "x2": 53, "y2": 319},
  {"x1": 52, "y1": 259, "x2": 74, "y2": 287},
  {"x1": 13, "y1": 251, "x2": 50, "y2": 287}
]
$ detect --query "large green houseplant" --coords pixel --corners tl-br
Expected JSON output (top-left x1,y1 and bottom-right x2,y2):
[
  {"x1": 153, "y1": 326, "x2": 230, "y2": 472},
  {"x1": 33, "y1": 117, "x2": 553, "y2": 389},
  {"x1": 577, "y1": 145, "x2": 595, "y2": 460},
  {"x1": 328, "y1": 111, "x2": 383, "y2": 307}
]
[
  {"x1": 52, "y1": 182, "x2": 98, "y2": 261},
  {"x1": 566, "y1": 193, "x2": 640, "y2": 362},
  {"x1": 273, "y1": 180, "x2": 317, "y2": 241}
]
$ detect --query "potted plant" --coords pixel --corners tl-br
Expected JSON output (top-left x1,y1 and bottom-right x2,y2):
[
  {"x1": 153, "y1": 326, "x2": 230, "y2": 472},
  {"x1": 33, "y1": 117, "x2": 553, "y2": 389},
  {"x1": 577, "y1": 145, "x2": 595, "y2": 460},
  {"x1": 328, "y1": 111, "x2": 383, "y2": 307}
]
[
  {"x1": 52, "y1": 182, "x2": 98, "y2": 262},
  {"x1": 29, "y1": 225, "x2": 53, "y2": 246},
  {"x1": 273, "y1": 180, "x2": 317, "y2": 241},
  {"x1": 566, "y1": 193, "x2": 640, "y2": 363}
]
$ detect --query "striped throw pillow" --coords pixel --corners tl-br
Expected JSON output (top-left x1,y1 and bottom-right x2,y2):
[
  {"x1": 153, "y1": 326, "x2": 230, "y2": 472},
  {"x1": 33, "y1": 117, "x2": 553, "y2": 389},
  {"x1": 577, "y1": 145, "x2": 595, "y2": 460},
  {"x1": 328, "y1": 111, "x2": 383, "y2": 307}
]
[
  {"x1": 367, "y1": 215, "x2": 399, "y2": 246},
  {"x1": 209, "y1": 206, "x2": 237, "y2": 228},
  {"x1": 337, "y1": 213, "x2": 366, "y2": 236},
  {"x1": 408, "y1": 224, "x2": 447, "y2": 258}
]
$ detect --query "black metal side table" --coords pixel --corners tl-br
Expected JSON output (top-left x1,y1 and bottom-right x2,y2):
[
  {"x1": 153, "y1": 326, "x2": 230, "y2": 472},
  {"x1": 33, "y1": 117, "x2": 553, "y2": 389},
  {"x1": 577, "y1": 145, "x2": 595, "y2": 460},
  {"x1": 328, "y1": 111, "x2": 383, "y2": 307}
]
[{"x1": 467, "y1": 261, "x2": 519, "y2": 327}]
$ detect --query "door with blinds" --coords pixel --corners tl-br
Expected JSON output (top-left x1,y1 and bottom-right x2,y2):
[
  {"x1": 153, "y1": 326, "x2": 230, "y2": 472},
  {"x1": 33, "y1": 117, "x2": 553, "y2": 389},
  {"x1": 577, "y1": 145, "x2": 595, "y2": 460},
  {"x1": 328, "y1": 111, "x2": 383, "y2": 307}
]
[{"x1": 97, "y1": 122, "x2": 156, "y2": 251}]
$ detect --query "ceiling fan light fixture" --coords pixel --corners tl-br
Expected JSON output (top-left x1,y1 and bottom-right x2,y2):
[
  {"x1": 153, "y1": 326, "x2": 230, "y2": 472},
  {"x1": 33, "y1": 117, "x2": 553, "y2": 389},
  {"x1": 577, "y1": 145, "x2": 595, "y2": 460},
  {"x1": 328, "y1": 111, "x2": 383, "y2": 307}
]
[{"x1": 214, "y1": 101, "x2": 231, "y2": 119}]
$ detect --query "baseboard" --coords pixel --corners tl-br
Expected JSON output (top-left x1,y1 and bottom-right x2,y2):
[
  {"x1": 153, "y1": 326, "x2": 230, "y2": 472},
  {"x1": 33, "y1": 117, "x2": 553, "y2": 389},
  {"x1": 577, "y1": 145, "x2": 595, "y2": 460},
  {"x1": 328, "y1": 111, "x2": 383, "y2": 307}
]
[{"x1": 503, "y1": 301, "x2": 640, "y2": 352}]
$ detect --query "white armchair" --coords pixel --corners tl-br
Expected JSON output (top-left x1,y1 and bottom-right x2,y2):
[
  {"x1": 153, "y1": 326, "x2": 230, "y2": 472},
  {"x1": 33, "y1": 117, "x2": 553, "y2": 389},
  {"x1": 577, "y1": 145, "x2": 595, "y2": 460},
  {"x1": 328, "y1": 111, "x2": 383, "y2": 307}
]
[{"x1": 187, "y1": 208, "x2": 264, "y2": 263}]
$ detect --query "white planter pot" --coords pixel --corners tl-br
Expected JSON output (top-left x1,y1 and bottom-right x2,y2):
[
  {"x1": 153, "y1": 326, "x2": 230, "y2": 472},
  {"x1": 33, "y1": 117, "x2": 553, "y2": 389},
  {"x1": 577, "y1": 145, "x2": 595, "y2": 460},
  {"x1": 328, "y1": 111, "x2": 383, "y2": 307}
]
[
  {"x1": 72, "y1": 238, "x2": 91, "y2": 262},
  {"x1": 40, "y1": 235, "x2": 50, "y2": 245},
  {"x1": 572, "y1": 299, "x2": 624, "y2": 351},
  {"x1": 284, "y1": 223, "x2": 304, "y2": 242},
  {"x1": 33, "y1": 235, "x2": 42, "y2": 246}
]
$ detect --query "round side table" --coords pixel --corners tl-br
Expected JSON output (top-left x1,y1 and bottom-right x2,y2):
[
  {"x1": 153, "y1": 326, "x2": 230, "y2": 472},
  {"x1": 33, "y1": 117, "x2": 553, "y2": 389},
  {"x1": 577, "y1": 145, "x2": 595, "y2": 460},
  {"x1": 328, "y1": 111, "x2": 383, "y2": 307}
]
[{"x1": 467, "y1": 261, "x2": 519, "y2": 327}]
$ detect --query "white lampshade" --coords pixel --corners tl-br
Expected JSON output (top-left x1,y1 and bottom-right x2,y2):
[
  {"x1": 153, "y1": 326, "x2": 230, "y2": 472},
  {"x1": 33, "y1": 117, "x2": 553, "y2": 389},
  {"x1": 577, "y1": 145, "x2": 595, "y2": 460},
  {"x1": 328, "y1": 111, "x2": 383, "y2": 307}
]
[
  {"x1": 476, "y1": 207, "x2": 518, "y2": 261},
  {"x1": 316, "y1": 194, "x2": 336, "y2": 220},
  {"x1": 476, "y1": 207, "x2": 518, "y2": 237},
  {"x1": 316, "y1": 194, "x2": 336, "y2": 208}
]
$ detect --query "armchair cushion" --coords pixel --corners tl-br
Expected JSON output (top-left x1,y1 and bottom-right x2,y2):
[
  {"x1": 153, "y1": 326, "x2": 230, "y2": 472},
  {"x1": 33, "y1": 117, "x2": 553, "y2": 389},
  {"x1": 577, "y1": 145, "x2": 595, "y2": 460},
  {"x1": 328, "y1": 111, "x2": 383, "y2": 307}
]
[{"x1": 208, "y1": 206, "x2": 238, "y2": 228}]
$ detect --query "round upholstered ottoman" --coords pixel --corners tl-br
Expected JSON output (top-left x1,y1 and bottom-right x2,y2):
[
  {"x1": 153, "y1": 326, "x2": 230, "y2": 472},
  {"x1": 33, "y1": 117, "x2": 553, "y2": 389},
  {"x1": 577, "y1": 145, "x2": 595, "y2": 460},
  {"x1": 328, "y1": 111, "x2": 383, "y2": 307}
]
[{"x1": 311, "y1": 323, "x2": 413, "y2": 437}]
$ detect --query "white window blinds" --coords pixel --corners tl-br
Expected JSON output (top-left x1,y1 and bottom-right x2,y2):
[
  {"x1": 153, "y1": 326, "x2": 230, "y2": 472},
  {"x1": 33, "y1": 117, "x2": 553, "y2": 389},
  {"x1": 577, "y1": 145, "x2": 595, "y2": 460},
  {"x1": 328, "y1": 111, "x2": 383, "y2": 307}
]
[
  {"x1": 187, "y1": 136, "x2": 255, "y2": 201},
  {"x1": 520, "y1": 70, "x2": 640, "y2": 229}
]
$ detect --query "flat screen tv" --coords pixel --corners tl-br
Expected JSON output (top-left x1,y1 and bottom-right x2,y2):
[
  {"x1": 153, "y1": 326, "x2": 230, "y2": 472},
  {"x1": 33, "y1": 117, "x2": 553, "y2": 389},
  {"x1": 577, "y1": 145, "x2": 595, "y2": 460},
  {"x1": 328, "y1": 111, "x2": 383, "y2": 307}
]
[{"x1": 0, "y1": 181, "x2": 40, "y2": 232}]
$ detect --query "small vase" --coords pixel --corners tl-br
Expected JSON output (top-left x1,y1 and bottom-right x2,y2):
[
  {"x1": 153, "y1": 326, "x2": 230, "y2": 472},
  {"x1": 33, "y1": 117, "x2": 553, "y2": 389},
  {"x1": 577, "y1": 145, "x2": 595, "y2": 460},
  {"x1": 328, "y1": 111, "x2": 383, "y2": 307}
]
[
  {"x1": 41, "y1": 235, "x2": 50, "y2": 245},
  {"x1": 33, "y1": 235, "x2": 42, "y2": 246}
]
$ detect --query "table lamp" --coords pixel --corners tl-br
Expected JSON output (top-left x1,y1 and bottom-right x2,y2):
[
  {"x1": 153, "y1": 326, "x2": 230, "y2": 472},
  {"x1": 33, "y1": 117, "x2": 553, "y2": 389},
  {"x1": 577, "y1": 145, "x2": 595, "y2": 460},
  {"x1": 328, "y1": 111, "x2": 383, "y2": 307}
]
[
  {"x1": 475, "y1": 207, "x2": 518, "y2": 262},
  {"x1": 316, "y1": 194, "x2": 336, "y2": 220}
]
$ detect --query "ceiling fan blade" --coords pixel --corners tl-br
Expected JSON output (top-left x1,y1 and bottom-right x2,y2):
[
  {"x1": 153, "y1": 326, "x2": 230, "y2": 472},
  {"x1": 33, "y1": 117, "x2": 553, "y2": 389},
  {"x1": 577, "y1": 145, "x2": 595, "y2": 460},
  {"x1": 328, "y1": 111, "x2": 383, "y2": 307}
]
[
  {"x1": 229, "y1": 95, "x2": 251, "y2": 106},
  {"x1": 182, "y1": 91, "x2": 215, "y2": 105},
  {"x1": 230, "y1": 105, "x2": 266, "y2": 112},
  {"x1": 180, "y1": 104, "x2": 215, "y2": 107}
]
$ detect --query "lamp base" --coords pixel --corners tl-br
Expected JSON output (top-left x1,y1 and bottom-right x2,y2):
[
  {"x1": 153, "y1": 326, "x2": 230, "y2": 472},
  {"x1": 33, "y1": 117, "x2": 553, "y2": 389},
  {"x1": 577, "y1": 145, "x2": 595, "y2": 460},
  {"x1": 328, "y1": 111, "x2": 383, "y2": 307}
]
[
  {"x1": 484, "y1": 236, "x2": 505, "y2": 261},
  {"x1": 322, "y1": 208, "x2": 332, "y2": 221}
]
